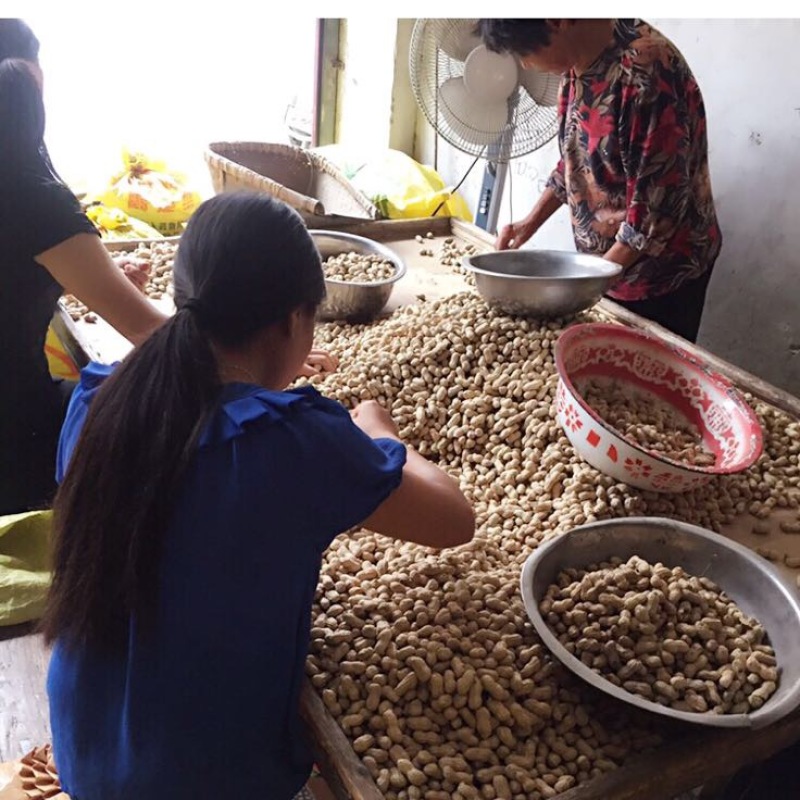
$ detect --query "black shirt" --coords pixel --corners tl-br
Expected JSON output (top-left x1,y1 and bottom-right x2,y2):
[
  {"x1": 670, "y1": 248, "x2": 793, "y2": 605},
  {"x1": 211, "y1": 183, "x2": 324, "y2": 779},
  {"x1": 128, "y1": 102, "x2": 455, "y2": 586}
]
[{"x1": 0, "y1": 163, "x2": 97, "y2": 511}]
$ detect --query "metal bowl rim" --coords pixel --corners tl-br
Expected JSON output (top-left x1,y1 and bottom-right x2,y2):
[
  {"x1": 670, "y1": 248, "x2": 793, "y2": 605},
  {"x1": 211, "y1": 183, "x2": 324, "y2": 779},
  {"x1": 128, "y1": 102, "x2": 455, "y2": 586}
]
[
  {"x1": 520, "y1": 516, "x2": 800, "y2": 729},
  {"x1": 309, "y1": 229, "x2": 407, "y2": 287},
  {"x1": 462, "y1": 251, "x2": 624, "y2": 280}
]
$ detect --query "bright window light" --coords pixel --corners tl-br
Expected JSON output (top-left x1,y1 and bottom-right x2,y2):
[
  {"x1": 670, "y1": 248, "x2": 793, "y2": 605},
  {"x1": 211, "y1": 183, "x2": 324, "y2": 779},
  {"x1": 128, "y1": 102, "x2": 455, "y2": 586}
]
[{"x1": 22, "y1": 12, "x2": 318, "y2": 197}]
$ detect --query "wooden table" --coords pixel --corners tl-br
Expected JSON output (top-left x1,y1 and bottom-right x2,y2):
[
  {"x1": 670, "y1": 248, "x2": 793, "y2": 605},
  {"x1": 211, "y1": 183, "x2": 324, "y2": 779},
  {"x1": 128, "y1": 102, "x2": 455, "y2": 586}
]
[{"x1": 10, "y1": 216, "x2": 800, "y2": 799}]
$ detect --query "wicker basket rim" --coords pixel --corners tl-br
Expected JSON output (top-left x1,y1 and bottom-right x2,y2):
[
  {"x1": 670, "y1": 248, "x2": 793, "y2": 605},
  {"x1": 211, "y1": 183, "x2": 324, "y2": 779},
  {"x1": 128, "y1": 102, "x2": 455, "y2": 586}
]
[{"x1": 204, "y1": 142, "x2": 378, "y2": 218}]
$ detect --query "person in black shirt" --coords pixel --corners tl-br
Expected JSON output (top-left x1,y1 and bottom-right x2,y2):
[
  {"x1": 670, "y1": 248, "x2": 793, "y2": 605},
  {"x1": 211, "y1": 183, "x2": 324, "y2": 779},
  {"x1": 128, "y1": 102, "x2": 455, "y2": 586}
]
[{"x1": 0, "y1": 20, "x2": 167, "y2": 515}]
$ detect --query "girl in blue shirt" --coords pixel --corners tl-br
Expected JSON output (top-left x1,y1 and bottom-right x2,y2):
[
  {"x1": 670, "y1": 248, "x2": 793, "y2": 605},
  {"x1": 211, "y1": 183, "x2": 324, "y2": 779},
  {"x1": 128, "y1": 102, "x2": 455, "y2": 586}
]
[{"x1": 42, "y1": 192, "x2": 474, "y2": 799}]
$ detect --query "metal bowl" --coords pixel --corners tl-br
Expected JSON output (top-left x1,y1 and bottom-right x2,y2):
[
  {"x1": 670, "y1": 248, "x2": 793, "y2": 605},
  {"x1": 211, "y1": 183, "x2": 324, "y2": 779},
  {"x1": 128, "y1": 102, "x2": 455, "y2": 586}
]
[
  {"x1": 520, "y1": 517, "x2": 800, "y2": 729},
  {"x1": 462, "y1": 250, "x2": 623, "y2": 318},
  {"x1": 310, "y1": 230, "x2": 406, "y2": 322}
]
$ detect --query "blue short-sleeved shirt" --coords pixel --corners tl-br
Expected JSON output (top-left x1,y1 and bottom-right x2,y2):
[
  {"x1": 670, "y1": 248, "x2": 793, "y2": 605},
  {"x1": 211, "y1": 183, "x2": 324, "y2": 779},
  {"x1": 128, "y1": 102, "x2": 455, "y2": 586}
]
[{"x1": 48, "y1": 362, "x2": 406, "y2": 800}]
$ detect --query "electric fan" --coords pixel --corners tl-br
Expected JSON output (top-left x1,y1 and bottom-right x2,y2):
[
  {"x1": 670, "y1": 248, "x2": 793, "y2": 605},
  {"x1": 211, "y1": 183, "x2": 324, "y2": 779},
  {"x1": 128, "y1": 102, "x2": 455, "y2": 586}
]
[{"x1": 409, "y1": 19, "x2": 561, "y2": 233}]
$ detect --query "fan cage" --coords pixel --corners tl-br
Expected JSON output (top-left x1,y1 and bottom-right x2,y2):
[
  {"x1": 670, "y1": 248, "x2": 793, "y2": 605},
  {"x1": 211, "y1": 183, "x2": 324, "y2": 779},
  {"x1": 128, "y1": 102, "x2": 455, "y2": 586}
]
[{"x1": 409, "y1": 18, "x2": 560, "y2": 162}]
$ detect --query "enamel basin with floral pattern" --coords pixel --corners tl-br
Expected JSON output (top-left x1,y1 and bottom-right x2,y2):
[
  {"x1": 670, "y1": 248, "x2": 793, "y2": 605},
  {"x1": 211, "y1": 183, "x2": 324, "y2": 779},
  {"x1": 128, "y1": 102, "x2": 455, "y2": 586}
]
[{"x1": 554, "y1": 323, "x2": 763, "y2": 493}]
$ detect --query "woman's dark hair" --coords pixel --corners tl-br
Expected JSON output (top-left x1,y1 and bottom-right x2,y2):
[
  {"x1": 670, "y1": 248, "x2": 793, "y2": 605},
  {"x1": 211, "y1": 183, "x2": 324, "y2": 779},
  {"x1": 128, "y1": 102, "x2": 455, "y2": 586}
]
[
  {"x1": 0, "y1": 19, "x2": 57, "y2": 175},
  {"x1": 0, "y1": 19, "x2": 40, "y2": 61},
  {"x1": 0, "y1": 58, "x2": 45, "y2": 162},
  {"x1": 42, "y1": 192, "x2": 325, "y2": 648},
  {"x1": 475, "y1": 20, "x2": 555, "y2": 56}
]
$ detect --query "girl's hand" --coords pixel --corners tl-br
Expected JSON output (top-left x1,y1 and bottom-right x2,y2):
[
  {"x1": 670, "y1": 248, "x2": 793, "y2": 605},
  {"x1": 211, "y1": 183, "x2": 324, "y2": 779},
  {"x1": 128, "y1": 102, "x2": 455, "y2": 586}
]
[
  {"x1": 297, "y1": 348, "x2": 339, "y2": 378},
  {"x1": 350, "y1": 400, "x2": 400, "y2": 440}
]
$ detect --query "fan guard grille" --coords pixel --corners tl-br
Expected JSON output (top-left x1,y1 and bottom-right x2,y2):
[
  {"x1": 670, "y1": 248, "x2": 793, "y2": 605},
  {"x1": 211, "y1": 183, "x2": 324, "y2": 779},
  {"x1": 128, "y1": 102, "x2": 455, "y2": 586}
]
[{"x1": 409, "y1": 18, "x2": 560, "y2": 161}]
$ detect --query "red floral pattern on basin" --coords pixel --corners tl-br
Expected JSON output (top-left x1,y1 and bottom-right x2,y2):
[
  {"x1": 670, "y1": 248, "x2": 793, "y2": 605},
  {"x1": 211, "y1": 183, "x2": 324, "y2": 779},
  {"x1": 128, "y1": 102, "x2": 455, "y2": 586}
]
[
  {"x1": 563, "y1": 404, "x2": 583, "y2": 433},
  {"x1": 624, "y1": 458, "x2": 652, "y2": 480},
  {"x1": 553, "y1": 323, "x2": 763, "y2": 493}
]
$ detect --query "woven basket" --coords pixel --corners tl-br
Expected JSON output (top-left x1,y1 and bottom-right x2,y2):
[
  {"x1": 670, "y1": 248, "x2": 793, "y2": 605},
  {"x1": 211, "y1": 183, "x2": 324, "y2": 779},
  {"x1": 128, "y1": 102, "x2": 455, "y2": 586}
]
[
  {"x1": 0, "y1": 745, "x2": 314, "y2": 799},
  {"x1": 0, "y1": 745, "x2": 67, "y2": 799},
  {"x1": 204, "y1": 142, "x2": 379, "y2": 221}
]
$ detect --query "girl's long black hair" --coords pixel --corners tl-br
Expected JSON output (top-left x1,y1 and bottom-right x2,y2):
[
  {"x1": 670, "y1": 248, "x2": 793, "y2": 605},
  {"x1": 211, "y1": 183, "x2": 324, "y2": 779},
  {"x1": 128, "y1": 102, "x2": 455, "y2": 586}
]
[{"x1": 41, "y1": 193, "x2": 325, "y2": 648}]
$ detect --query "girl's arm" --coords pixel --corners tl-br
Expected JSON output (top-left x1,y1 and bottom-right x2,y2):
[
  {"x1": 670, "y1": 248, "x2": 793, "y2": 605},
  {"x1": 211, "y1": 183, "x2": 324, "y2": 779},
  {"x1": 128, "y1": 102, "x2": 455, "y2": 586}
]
[{"x1": 352, "y1": 401, "x2": 475, "y2": 549}]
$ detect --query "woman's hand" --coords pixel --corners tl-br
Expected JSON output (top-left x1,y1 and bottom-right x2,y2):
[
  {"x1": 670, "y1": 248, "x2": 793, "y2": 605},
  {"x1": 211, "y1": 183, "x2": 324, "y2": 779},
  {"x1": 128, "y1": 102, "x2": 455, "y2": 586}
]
[
  {"x1": 496, "y1": 218, "x2": 536, "y2": 251},
  {"x1": 496, "y1": 187, "x2": 563, "y2": 250},
  {"x1": 297, "y1": 348, "x2": 339, "y2": 378},
  {"x1": 350, "y1": 400, "x2": 400, "y2": 440},
  {"x1": 115, "y1": 255, "x2": 151, "y2": 293}
]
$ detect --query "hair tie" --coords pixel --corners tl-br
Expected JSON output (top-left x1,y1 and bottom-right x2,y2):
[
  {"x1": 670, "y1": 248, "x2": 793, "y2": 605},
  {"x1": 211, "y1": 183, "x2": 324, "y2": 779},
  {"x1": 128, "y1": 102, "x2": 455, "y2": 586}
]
[{"x1": 182, "y1": 297, "x2": 210, "y2": 323}]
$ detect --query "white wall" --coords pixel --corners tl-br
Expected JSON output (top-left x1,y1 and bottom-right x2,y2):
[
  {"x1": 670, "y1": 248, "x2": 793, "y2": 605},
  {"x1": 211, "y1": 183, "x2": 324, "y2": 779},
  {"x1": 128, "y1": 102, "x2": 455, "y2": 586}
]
[
  {"x1": 657, "y1": 19, "x2": 800, "y2": 397},
  {"x1": 414, "y1": 19, "x2": 800, "y2": 397}
]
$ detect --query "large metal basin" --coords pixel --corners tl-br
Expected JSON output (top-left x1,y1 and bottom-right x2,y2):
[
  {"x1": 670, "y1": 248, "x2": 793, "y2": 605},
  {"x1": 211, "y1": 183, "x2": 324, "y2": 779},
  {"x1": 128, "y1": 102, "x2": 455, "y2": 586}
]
[
  {"x1": 463, "y1": 249, "x2": 622, "y2": 318},
  {"x1": 520, "y1": 517, "x2": 800, "y2": 729}
]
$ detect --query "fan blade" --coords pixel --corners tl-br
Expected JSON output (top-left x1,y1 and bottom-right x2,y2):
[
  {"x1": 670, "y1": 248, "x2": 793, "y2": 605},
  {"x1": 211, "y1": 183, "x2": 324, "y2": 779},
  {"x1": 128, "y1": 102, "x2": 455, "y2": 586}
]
[
  {"x1": 439, "y1": 77, "x2": 508, "y2": 147},
  {"x1": 463, "y1": 45, "x2": 519, "y2": 104},
  {"x1": 519, "y1": 67, "x2": 562, "y2": 107},
  {"x1": 430, "y1": 19, "x2": 483, "y2": 62}
]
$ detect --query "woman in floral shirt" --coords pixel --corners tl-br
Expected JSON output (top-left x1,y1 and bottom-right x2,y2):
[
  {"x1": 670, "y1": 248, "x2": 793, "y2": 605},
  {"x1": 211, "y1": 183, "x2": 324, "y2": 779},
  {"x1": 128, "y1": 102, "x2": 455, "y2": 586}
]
[{"x1": 478, "y1": 19, "x2": 722, "y2": 343}]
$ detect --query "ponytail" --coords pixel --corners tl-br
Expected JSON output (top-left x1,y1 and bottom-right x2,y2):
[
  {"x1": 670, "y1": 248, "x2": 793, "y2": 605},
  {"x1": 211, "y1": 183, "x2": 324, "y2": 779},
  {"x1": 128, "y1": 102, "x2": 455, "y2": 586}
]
[
  {"x1": 42, "y1": 192, "x2": 326, "y2": 649},
  {"x1": 42, "y1": 310, "x2": 219, "y2": 647}
]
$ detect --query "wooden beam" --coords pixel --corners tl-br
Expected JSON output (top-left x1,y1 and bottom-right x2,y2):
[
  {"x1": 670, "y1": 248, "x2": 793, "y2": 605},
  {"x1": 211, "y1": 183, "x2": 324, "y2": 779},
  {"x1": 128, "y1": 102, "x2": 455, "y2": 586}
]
[
  {"x1": 388, "y1": 20, "x2": 417, "y2": 156},
  {"x1": 600, "y1": 299, "x2": 800, "y2": 417},
  {"x1": 304, "y1": 215, "x2": 454, "y2": 241},
  {"x1": 299, "y1": 680, "x2": 383, "y2": 800},
  {"x1": 315, "y1": 20, "x2": 342, "y2": 147}
]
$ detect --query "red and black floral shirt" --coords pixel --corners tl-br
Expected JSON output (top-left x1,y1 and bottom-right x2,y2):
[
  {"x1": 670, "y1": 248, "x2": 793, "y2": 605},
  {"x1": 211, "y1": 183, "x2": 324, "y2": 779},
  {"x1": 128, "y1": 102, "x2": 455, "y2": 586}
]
[{"x1": 546, "y1": 19, "x2": 722, "y2": 301}]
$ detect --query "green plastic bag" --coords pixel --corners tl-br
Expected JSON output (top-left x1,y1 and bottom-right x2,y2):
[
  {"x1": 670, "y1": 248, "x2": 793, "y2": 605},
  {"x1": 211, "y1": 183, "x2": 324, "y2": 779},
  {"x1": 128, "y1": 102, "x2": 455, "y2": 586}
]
[{"x1": 0, "y1": 511, "x2": 52, "y2": 626}]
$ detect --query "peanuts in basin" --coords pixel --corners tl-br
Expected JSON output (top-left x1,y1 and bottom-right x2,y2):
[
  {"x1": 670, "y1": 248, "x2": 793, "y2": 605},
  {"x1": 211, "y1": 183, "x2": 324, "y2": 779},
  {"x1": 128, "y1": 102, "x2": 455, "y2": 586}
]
[
  {"x1": 323, "y1": 252, "x2": 396, "y2": 283},
  {"x1": 540, "y1": 555, "x2": 778, "y2": 715},
  {"x1": 581, "y1": 378, "x2": 716, "y2": 467}
]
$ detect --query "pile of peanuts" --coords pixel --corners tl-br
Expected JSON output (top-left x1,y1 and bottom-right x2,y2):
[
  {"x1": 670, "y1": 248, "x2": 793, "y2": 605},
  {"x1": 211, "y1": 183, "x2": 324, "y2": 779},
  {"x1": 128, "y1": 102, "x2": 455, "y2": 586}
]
[
  {"x1": 581, "y1": 378, "x2": 716, "y2": 467},
  {"x1": 62, "y1": 241, "x2": 178, "y2": 322},
  {"x1": 437, "y1": 237, "x2": 479, "y2": 273},
  {"x1": 541, "y1": 556, "x2": 778, "y2": 715},
  {"x1": 302, "y1": 292, "x2": 800, "y2": 799},
  {"x1": 62, "y1": 295, "x2": 95, "y2": 324},
  {"x1": 324, "y1": 253, "x2": 396, "y2": 283},
  {"x1": 416, "y1": 233, "x2": 478, "y2": 285}
]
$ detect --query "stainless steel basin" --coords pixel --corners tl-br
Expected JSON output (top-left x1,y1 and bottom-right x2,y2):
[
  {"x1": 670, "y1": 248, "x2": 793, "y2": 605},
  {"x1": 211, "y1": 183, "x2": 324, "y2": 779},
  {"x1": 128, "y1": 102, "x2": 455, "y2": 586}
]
[
  {"x1": 520, "y1": 517, "x2": 800, "y2": 729},
  {"x1": 310, "y1": 230, "x2": 405, "y2": 322},
  {"x1": 463, "y1": 249, "x2": 623, "y2": 318}
]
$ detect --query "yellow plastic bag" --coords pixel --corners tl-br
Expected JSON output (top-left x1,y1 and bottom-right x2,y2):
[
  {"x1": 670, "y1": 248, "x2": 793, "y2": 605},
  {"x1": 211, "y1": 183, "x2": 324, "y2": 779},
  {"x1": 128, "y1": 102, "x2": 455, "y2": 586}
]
[
  {"x1": 100, "y1": 150, "x2": 201, "y2": 236},
  {"x1": 314, "y1": 147, "x2": 473, "y2": 222},
  {"x1": 45, "y1": 325, "x2": 80, "y2": 381},
  {"x1": 84, "y1": 203, "x2": 164, "y2": 241}
]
